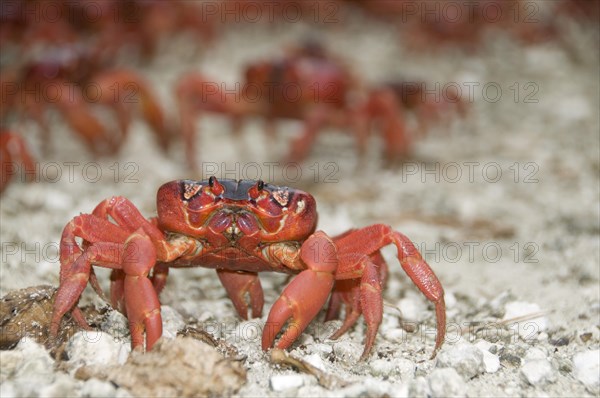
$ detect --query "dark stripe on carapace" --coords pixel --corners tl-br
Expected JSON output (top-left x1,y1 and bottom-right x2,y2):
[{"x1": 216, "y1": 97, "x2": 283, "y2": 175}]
[{"x1": 180, "y1": 178, "x2": 289, "y2": 202}]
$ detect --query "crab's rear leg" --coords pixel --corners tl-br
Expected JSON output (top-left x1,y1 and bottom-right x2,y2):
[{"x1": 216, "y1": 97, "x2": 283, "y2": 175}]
[
  {"x1": 325, "y1": 252, "x2": 388, "y2": 352},
  {"x1": 327, "y1": 257, "x2": 386, "y2": 360},
  {"x1": 334, "y1": 224, "x2": 445, "y2": 359},
  {"x1": 325, "y1": 250, "x2": 387, "y2": 323}
]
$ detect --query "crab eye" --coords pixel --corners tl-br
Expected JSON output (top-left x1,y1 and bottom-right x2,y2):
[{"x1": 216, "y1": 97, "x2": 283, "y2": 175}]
[
  {"x1": 248, "y1": 180, "x2": 264, "y2": 200},
  {"x1": 208, "y1": 176, "x2": 224, "y2": 196}
]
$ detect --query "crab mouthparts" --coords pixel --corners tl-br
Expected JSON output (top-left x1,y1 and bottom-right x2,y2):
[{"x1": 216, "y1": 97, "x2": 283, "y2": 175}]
[
  {"x1": 224, "y1": 222, "x2": 242, "y2": 241},
  {"x1": 213, "y1": 208, "x2": 260, "y2": 243}
]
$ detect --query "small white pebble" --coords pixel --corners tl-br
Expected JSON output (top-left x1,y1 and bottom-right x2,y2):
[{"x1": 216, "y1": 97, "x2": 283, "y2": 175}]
[
  {"x1": 524, "y1": 347, "x2": 548, "y2": 362},
  {"x1": 428, "y1": 368, "x2": 466, "y2": 398},
  {"x1": 395, "y1": 358, "x2": 417, "y2": 380},
  {"x1": 436, "y1": 342, "x2": 484, "y2": 379},
  {"x1": 520, "y1": 359, "x2": 557, "y2": 386},
  {"x1": 481, "y1": 350, "x2": 500, "y2": 373},
  {"x1": 303, "y1": 353, "x2": 326, "y2": 371},
  {"x1": 67, "y1": 331, "x2": 131, "y2": 368},
  {"x1": 297, "y1": 334, "x2": 315, "y2": 346},
  {"x1": 573, "y1": 350, "x2": 600, "y2": 394},
  {"x1": 270, "y1": 374, "x2": 304, "y2": 391},
  {"x1": 363, "y1": 377, "x2": 396, "y2": 395},
  {"x1": 474, "y1": 341, "x2": 500, "y2": 373},
  {"x1": 369, "y1": 358, "x2": 396, "y2": 376}
]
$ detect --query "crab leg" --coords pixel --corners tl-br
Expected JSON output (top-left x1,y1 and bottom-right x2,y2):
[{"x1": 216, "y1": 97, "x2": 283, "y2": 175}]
[
  {"x1": 358, "y1": 260, "x2": 384, "y2": 360},
  {"x1": 150, "y1": 262, "x2": 170, "y2": 295},
  {"x1": 60, "y1": 214, "x2": 130, "y2": 268},
  {"x1": 51, "y1": 241, "x2": 125, "y2": 337},
  {"x1": 325, "y1": 251, "x2": 388, "y2": 340},
  {"x1": 326, "y1": 278, "x2": 361, "y2": 336},
  {"x1": 285, "y1": 106, "x2": 329, "y2": 164},
  {"x1": 91, "y1": 197, "x2": 156, "y2": 235},
  {"x1": 175, "y1": 74, "x2": 243, "y2": 171},
  {"x1": 365, "y1": 88, "x2": 411, "y2": 163},
  {"x1": 323, "y1": 259, "x2": 385, "y2": 360},
  {"x1": 0, "y1": 132, "x2": 37, "y2": 193},
  {"x1": 110, "y1": 270, "x2": 126, "y2": 314},
  {"x1": 122, "y1": 231, "x2": 162, "y2": 349},
  {"x1": 90, "y1": 196, "x2": 193, "y2": 262},
  {"x1": 93, "y1": 69, "x2": 172, "y2": 152},
  {"x1": 52, "y1": 197, "x2": 201, "y2": 350},
  {"x1": 325, "y1": 251, "x2": 387, "y2": 321},
  {"x1": 217, "y1": 270, "x2": 264, "y2": 319},
  {"x1": 57, "y1": 92, "x2": 117, "y2": 156},
  {"x1": 334, "y1": 224, "x2": 446, "y2": 358},
  {"x1": 262, "y1": 231, "x2": 337, "y2": 351}
]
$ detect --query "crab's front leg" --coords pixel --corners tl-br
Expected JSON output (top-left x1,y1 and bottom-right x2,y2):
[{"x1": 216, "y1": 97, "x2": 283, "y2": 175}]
[{"x1": 261, "y1": 231, "x2": 337, "y2": 351}]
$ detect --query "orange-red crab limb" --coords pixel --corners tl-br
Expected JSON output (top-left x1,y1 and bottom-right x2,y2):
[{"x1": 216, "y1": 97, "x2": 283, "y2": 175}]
[{"x1": 0, "y1": 131, "x2": 36, "y2": 193}]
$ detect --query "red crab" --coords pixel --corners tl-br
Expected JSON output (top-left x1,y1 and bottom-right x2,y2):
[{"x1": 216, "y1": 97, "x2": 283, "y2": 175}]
[
  {"x1": 2, "y1": 49, "x2": 171, "y2": 157},
  {"x1": 175, "y1": 42, "x2": 411, "y2": 170},
  {"x1": 51, "y1": 177, "x2": 445, "y2": 359},
  {"x1": 1, "y1": 5, "x2": 172, "y2": 158}
]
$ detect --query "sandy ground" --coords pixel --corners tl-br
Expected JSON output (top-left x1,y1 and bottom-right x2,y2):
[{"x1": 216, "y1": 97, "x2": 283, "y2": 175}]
[{"x1": 1, "y1": 2, "x2": 599, "y2": 397}]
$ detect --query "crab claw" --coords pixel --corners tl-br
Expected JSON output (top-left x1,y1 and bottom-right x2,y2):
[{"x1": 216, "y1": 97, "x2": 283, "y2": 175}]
[
  {"x1": 261, "y1": 269, "x2": 334, "y2": 350},
  {"x1": 261, "y1": 232, "x2": 337, "y2": 351}
]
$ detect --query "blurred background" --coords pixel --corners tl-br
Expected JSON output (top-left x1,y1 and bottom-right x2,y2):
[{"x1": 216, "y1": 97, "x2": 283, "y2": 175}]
[{"x1": 1, "y1": 0, "x2": 599, "y2": 396}]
